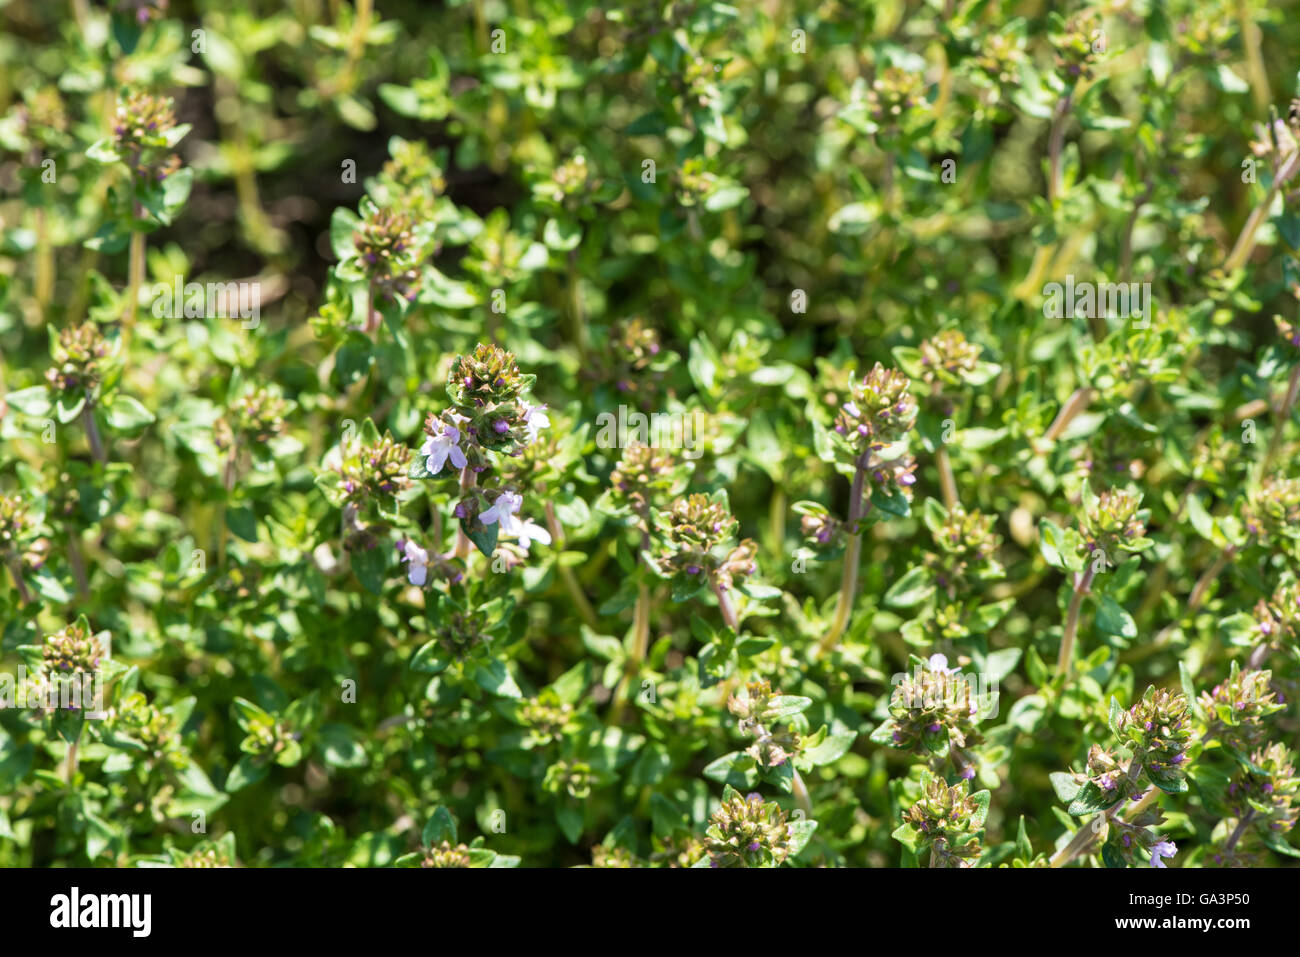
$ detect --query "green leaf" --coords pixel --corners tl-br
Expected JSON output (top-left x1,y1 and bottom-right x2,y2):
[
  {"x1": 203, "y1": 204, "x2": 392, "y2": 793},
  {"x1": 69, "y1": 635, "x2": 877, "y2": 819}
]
[
  {"x1": 787, "y1": 819, "x2": 818, "y2": 857},
  {"x1": 104, "y1": 395, "x2": 156, "y2": 432},
  {"x1": 1039, "y1": 518, "x2": 1066, "y2": 569},
  {"x1": 474, "y1": 658, "x2": 521, "y2": 698},
  {"x1": 318, "y1": 724, "x2": 368, "y2": 768},
  {"x1": 465, "y1": 519, "x2": 499, "y2": 559},
  {"x1": 226, "y1": 505, "x2": 259, "y2": 543},
  {"x1": 1068, "y1": 781, "x2": 1120, "y2": 816},
  {"x1": 5, "y1": 386, "x2": 52, "y2": 417},
  {"x1": 884, "y1": 565, "x2": 933, "y2": 608},
  {"x1": 422, "y1": 806, "x2": 457, "y2": 846},
  {"x1": 225, "y1": 756, "x2": 268, "y2": 793},
  {"x1": 801, "y1": 730, "x2": 857, "y2": 767},
  {"x1": 1094, "y1": 597, "x2": 1136, "y2": 641}
]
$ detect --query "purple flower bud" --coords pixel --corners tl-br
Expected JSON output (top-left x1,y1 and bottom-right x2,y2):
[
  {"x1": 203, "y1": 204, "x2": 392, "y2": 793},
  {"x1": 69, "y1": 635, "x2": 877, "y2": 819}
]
[
  {"x1": 961, "y1": 765, "x2": 975, "y2": 780},
  {"x1": 747, "y1": 841, "x2": 761, "y2": 852},
  {"x1": 685, "y1": 564, "x2": 701, "y2": 575},
  {"x1": 493, "y1": 419, "x2": 509, "y2": 434},
  {"x1": 927, "y1": 722, "x2": 942, "y2": 733}
]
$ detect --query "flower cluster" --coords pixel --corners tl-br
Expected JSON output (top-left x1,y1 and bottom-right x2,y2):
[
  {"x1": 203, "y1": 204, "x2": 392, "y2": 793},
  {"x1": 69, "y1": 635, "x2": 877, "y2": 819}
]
[
  {"x1": 338, "y1": 431, "x2": 411, "y2": 509},
  {"x1": 726, "y1": 680, "x2": 802, "y2": 769},
  {"x1": 215, "y1": 386, "x2": 289, "y2": 452},
  {"x1": 421, "y1": 841, "x2": 472, "y2": 868},
  {"x1": 927, "y1": 505, "x2": 1002, "y2": 595},
  {"x1": 607, "y1": 442, "x2": 687, "y2": 519},
  {"x1": 41, "y1": 620, "x2": 105, "y2": 675},
  {"x1": 1078, "y1": 487, "x2": 1150, "y2": 567},
  {"x1": 0, "y1": 494, "x2": 33, "y2": 560},
  {"x1": 597, "y1": 317, "x2": 669, "y2": 399},
  {"x1": 1115, "y1": 688, "x2": 1193, "y2": 790},
  {"x1": 1051, "y1": 9, "x2": 1107, "y2": 81},
  {"x1": 833, "y1": 363, "x2": 918, "y2": 455},
  {"x1": 874, "y1": 655, "x2": 983, "y2": 777},
  {"x1": 1199, "y1": 667, "x2": 1285, "y2": 750},
  {"x1": 704, "y1": 789, "x2": 793, "y2": 868},
  {"x1": 899, "y1": 774, "x2": 988, "y2": 867},
  {"x1": 111, "y1": 89, "x2": 183, "y2": 181},
  {"x1": 1244, "y1": 475, "x2": 1300, "y2": 542},
  {"x1": 653, "y1": 492, "x2": 754, "y2": 590},
  {"x1": 1252, "y1": 580, "x2": 1300, "y2": 652},
  {"x1": 918, "y1": 330, "x2": 982, "y2": 389},
  {"x1": 44, "y1": 323, "x2": 110, "y2": 399},
  {"x1": 353, "y1": 205, "x2": 420, "y2": 303}
]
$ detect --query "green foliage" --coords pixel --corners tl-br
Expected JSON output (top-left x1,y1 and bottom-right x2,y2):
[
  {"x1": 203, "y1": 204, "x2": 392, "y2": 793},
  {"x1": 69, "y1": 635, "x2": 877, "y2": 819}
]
[{"x1": 1, "y1": 0, "x2": 1299, "y2": 869}]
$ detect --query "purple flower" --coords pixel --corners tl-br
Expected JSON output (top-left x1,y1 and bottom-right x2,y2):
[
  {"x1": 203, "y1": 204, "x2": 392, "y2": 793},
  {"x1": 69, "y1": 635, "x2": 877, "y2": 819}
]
[{"x1": 1149, "y1": 840, "x2": 1177, "y2": 868}]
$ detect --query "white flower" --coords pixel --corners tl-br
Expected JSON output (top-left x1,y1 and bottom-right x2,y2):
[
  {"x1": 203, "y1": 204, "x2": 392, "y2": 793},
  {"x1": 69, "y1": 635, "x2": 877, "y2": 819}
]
[
  {"x1": 401, "y1": 540, "x2": 429, "y2": 586},
  {"x1": 928, "y1": 653, "x2": 957, "y2": 675},
  {"x1": 515, "y1": 518, "x2": 552, "y2": 552},
  {"x1": 1149, "y1": 840, "x2": 1177, "y2": 869},
  {"x1": 523, "y1": 404, "x2": 550, "y2": 444},
  {"x1": 480, "y1": 491, "x2": 523, "y2": 535},
  {"x1": 420, "y1": 417, "x2": 468, "y2": 474}
]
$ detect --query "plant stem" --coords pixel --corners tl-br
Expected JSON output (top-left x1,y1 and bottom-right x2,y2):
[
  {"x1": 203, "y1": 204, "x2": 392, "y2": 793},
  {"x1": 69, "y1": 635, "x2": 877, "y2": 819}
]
[
  {"x1": 7, "y1": 558, "x2": 32, "y2": 605},
  {"x1": 566, "y1": 248, "x2": 587, "y2": 361},
  {"x1": 218, "y1": 445, "x2": 238, "y2": 569},
  {"x1": 1040, "y1": 386, "x2": 1093, "y2": 447},
  {"x1": 1225, "y1": 149, "x2": 1300, "y2": 274},
  {"x1": 35, "y1": 207, "x2": 55, "y2": 309},
  {"x1": 544, "y1": 501, "x2": 597, "y2": 628},
  {"x1": 791, "y1": 768, "x2": 814, "y2": 818},
  {"x1": 769, "y1": 486, "x2": 786, "y2": 552},
  {"x1": 817, "y1": 454, "x2": 870, "y2": 658},
  {"x1": 1188, "y1": 545, "x2": 1236, "y2": 611},
  {"x1": 1046, "y1": 90, "x2": 1074, "y2": 205},
  {"x1": 712, "y1": 574, "x2": 739, "y2": 631},
  {"x1": 1055, "y1": 564, "x2": 1096, "y2": 679},
  {"x1": 65, "y1": 740, "x2": 79, "y2": 784},
  {"x1": 68, "y1": 530, "x2": 89, "y2": 597},
  {"x1": 1236, "y1": 0, "x2": 1269, "y2": 112},
  {"x1": 364, "y1": 280, "x2": 377, "y2": 334},
  {"x1": 453, "y1": 467, "x2": 476, "y2": 560},
  {"x1": 1050, "y1": 759, "x2": 1155, "y2": 867},
  {"x1": 81, "y1": 404, "x2": 105, "y2": 463},
  {"x1": 1223, "y1": 809, "x2": 1256, "y2": 854},
  {"x1": 1261, "y1": 364, "x2": 1300, "y2": 476},
  {"x1": 1119, "y1": 180, "x2": 1153, "y2": 281},
  {"x1": 934, "y1": 445, "x2": 958, "y2": 510},
  {"x1": 123, "y1": 228, "x2": 145, "y2": 339}
]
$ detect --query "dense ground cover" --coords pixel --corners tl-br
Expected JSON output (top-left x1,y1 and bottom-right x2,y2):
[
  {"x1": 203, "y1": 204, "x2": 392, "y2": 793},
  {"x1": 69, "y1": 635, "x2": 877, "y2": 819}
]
[{"x1": 1, "y1": 0, "x2": 1299, "y2": 868}]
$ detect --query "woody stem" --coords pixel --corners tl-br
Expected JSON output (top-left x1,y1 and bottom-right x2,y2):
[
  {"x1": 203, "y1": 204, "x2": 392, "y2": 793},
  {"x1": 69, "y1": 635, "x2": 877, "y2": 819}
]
[
  {"x1": 544, "y1": 501, "x2": 597, "y2": 629},
  {"x1": 7, "y1": 558, "x2": 31, "y2": 605},
  {"x1": 1055, "y1": 564, "x2": 1096, "y2": 679},
  {"x1": 1225, "y1": 149, "x2": 1300, "y2": 274},
  {"x1": 817, "y1": 453, "x2": 870, "y2": 658}
]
